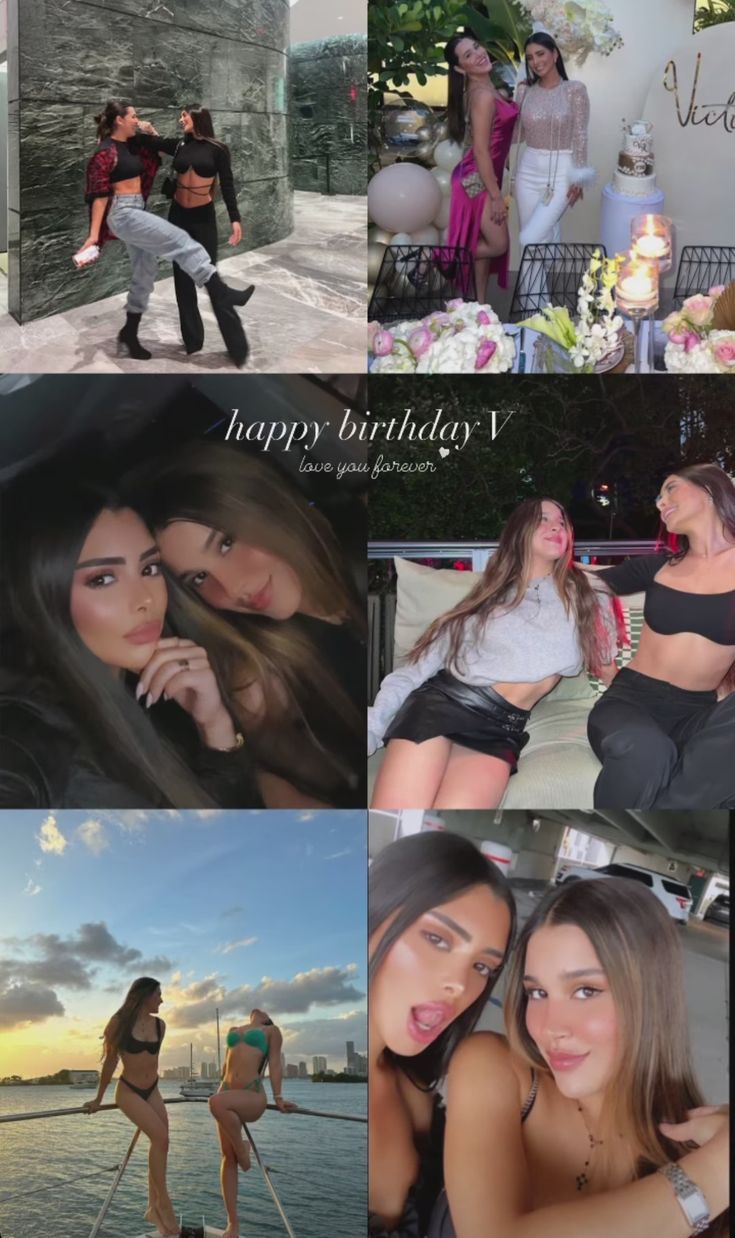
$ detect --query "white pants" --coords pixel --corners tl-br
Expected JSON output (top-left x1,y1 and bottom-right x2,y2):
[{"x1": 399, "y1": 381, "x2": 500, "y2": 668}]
[{"x1": 515, "y1": 147, "x2": 574, "y2": 248}]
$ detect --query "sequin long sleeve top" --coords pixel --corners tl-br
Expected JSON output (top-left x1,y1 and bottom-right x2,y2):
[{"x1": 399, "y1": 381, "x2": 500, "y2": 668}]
[
  {"x1": 367, "y1": 578, "x2": 619, "y2": 754},
  {"x1": 515, "y1": 79, "x2": 595, "y2": 186}
]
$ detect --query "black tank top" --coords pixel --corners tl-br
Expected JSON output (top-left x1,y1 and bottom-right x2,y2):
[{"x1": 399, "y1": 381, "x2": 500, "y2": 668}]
[{"x1": 596, "y1": 553, "x2": 735, "y2": 645}]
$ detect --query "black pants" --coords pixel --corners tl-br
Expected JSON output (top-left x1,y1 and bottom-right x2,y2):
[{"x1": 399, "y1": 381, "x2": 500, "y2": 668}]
[
  {"x1": 168, "y1": 199, "x2": 219, "y2": 352},
  {"x1": 587, "y1": 667, "x2": 735, "y2": 808}
]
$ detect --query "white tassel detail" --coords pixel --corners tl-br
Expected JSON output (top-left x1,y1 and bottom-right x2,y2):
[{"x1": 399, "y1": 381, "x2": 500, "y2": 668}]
[{"x1": 567, "y1": 165, "x2": 597, "y2": 187}]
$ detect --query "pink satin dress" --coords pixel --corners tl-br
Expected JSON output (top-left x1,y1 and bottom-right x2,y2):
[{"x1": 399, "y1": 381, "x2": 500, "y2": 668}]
[{"x1": 448, "y1": 93, "x2": 519, "y2": 294}]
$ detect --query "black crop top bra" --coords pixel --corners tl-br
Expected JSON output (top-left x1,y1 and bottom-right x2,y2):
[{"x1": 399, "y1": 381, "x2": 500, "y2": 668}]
[
  {"x1": 140, "y1": 133, "x2": 241, "y2": 222},
  {"x1": 109, "y1": 139, "x2": 144, "y2": 183},
  {"x1": 122, "y1": 1016, "x2": 163, "y2": 1054},
  {"x1": 595, "y1": 553, "x2": 735, "y2": 646}
]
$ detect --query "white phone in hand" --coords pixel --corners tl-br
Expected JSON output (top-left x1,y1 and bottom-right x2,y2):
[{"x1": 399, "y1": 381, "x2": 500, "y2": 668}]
[{"x1": 73, "y1": 244, "x2": 100, "y2": 269}]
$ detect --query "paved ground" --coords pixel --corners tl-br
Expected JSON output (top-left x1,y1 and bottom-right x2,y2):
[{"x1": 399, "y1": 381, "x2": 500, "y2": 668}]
[
  {"x1": 0, "y1": 192, "x2": 367, "y2": 374},
  {"x1": 478, "y1": 879, "x2": 729, "y2": 1102}
]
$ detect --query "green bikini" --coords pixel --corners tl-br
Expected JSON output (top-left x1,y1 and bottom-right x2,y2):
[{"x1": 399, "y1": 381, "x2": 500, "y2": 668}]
[{"x1": 221, "y1": 1026, "x2": 269, "y2": 1092}]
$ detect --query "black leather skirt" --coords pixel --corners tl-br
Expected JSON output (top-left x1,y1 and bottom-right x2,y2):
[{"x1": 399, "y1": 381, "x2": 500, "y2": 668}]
[{"x1": 383, "y1": 669, "x2": 530, "y2": 771}]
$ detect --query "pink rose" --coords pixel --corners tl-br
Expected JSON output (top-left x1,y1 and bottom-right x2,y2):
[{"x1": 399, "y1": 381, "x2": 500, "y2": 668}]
[
  {"x1": 708, "y1": 285, "x2": 726, "y2": 298},
  {"x1": 683, "y1": 331, "x2": 701, "y2": 353},
  {"x1": 408, "y1": 326, "x2": 433, "y2": 358},
  {"x1": 712, "y1": 337, "x2": 735, "y2": 369},
  {"x1": 682, "y1": 294, "x2": 714, "y2": 328},
  {"x1": 424, "y1": 311, "x2": 451, "y2": 332},
  {"x1": 372, "y1": 329, "x2": 395, "y2": 357},
  {"x1": 475, "y1": 339, "x2": 498, "y2": 370},
  {"x1": 477, "y1": 310, "x2": 491, "y2": 325},
  {"x1": 446, "y1": 298, "x2": 464, "y2": 310}
]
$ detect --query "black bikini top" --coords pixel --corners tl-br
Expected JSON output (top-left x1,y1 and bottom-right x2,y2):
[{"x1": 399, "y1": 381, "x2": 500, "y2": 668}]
[
  {"x1": 595, "y1": 553, "x2": 735, "y2": 646},
  {"x1": 122, "y1": 1016, "x2": 163, "y2": 1054}
]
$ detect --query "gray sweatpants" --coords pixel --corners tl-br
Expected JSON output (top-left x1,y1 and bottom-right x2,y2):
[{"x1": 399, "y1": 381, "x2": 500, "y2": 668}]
[{"x1": 108, "y1": 194, "x2": 217, "y2": 314}]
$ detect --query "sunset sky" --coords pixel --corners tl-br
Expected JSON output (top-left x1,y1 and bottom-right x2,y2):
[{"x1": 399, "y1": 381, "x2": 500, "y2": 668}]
[{"x1": 0, "y1": 810, "x2": 366, "y2": 1078}]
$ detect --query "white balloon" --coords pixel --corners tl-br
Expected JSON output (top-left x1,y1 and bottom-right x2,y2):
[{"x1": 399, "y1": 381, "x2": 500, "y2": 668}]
[
  {"x1": 432, "y1": 196, "x2": 451, "y2": 229},
  {"x1": 434, "y1": 139, "x2": 463, "y2": 172},
  {"x1": 368, "y1": 225, "x2": 393, "y2": 245},
  {"x1": 431, "y1": 167, "x2": 452, "y2": 196},
  {"x1": 367, "y1": 163, "x2": 443, "y2": 233},
  {"x1": 438, "y1": 227, "x2": 449, "y2": 244},
  {"x1": 388, "y1": 233, "x2": 413, "y2": 246},
  {"x1": 409, "y1": 225, "x2": 439, "y2": 245}
]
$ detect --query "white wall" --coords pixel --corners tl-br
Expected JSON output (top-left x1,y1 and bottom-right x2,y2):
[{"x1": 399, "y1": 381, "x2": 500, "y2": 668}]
[{"x1": 548, "y1": 3, "x2": 735, "y2": 285}]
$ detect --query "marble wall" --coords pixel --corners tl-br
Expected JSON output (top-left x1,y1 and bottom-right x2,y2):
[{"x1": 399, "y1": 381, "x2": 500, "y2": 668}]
[
  {"x1": 7, "y1": 0, "x2": 292, "y2": 323},
  {"x1": 290, "y1": 35, "x2": 367, "y2": 196}
]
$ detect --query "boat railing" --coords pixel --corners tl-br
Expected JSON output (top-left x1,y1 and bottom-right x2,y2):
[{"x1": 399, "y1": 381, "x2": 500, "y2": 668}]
[{"x1": 0, "y1": 1096, "x2": 366, "y2": 1237}]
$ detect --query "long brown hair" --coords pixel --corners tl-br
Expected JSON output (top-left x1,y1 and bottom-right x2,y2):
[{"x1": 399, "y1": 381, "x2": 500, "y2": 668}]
[
  {"x1": 504, "y1": 879, "x2": 729, "y2": 1236},
  {"x1": 445, "y1": 31, "x2": 484, "y2": 144},
  {"x1": 104, "y1": 976, "x2": 160, "y2": 1058},
  {"x1": 126, "y1": 443, "x2": 364, "y2": 797},
  {"x1": 665, "y1": 463, "x2": 735, "y2": 561},
  {"x1": 409, "y1": 498, "x2": 623, "y2": 678}
]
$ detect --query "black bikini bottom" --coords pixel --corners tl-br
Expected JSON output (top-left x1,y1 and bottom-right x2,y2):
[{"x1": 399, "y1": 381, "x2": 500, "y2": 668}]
[
  {"x1": 384, "y1": 669, "x2": 531, "y2": 772},
  {"x1": 120, "y1": 1075, "x2": 158, "y2": 1101}
]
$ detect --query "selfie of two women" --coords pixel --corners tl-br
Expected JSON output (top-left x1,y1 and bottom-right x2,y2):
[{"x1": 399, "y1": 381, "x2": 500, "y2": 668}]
[
  {"x1": 368, "y1": 810, "x2": 730, "y2": 1238},
  {"x1": 0, "y1": 375, "x2": 367, "y2": 811}
]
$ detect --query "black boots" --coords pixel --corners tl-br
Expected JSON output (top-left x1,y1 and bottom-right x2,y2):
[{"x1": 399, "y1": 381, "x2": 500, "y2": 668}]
[
  {"x1": 205, "y1": 273, "x2": 250, "y2": 368},
  {"x1": 117, "y1": 312, "x2": 152, "y2": 360}
]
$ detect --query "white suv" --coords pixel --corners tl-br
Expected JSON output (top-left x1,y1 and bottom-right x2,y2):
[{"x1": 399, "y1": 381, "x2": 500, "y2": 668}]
[{"x1": 555, "y1": 861, "x2": 692, "y2": 924}]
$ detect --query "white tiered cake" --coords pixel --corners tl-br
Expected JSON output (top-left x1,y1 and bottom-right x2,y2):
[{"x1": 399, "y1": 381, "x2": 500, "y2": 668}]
[{"x1": 612, "y1": 120, "x2": 656, "y2": 196}]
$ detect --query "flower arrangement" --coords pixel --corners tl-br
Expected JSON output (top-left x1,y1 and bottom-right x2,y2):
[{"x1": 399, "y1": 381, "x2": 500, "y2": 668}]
[
  {"x1": 520, "y1": 1, "x2": 624, "y2": 63},
  {"x1": 518, "y1": 249, "x2": 625, "y2": 372},
  {"x1": 662, "y1": 285, "x2": 735, "y2": 374},
  {"x1": 368, "y1": 301, "x2": 517, "y2": 374}
]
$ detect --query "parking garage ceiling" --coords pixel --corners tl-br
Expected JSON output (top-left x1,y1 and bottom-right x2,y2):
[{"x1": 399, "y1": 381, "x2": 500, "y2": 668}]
[{"x1": 539, "y1": 811, "x2": 730, "y2": 875}]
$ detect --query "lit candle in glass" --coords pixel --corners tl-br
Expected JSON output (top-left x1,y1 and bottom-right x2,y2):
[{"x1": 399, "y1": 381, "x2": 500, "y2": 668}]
[
  {"x1": 615, "y1": 254, "x2": 659, "y2": 314},
  {"x1": 631, "y1": 214, "x2": 672, "y2": 272}
]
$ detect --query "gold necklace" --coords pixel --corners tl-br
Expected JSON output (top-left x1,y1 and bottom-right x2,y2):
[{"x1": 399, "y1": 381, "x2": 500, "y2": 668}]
[{"x1": 575, "y1": 1101, "x2": 604, "y2": 1191}]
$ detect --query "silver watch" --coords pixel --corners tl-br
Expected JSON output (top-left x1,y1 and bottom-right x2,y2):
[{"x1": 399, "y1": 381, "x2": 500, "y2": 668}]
[{"x1": 658, "y1": 1162, "x2": 710, "y2": 1235}]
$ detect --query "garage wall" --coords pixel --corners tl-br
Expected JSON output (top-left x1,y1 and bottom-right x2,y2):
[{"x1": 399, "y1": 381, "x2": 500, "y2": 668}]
[
  {"x1": 440, "y1": 813, "x2": 565, "y2": 880},
  {"x1": 612, "y1": 843, "x2": 696, "y2": 884}
]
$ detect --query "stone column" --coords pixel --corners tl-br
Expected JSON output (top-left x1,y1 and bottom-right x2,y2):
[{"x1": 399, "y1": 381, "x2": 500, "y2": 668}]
[
  {"x1": 290, "y1": 34, "x2": 367, "y2": 196},
  {"x1": 7, "y1": 0, "x2": 293, "y2": 323}
]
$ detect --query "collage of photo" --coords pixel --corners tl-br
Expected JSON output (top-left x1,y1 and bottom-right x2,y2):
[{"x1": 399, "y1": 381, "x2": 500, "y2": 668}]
[{"x1": 0, "y1": 2, "x2": 732, "y2": 1238}]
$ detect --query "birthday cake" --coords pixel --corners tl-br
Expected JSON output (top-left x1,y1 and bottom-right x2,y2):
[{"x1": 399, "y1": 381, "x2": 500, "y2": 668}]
[{"x1": 612, "y1": 120, "x2": 656, "y2": 196}]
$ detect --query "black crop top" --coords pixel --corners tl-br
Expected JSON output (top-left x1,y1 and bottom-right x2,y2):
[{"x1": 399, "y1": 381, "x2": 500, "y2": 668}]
[
  {"x1": 109, "y1": 139, "x2": 144, "y2": 183},
  {"x1": 595, "y1": 553, "x2": 735, "y2": 646},
  {"x1": 141, "y1": 133, "x2": 241, "y2": 222},
  {"x1": 123, "y1": 1016, "x2": 163, "y2": 1054}
]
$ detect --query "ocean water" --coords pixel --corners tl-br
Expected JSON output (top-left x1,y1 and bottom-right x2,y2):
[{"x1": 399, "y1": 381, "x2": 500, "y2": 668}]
[{"x1": 0, "y1": 1080, "x2": 366, "y2": 1238}]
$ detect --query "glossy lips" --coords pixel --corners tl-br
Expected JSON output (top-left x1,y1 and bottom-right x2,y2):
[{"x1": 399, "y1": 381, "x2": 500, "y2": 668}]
[
  {"x1": 243, "y1": 578, "x2": 272, "y2": 613},
  {"x1": 125, "y1": 620, "x2": 163, "y2": 645},
  {"x1": 407, "y1": 1003, "x2": 453, "y2": 1046},
  {"x1": 547, "y1": 1050, "x2": 590, "y2": 1072}
]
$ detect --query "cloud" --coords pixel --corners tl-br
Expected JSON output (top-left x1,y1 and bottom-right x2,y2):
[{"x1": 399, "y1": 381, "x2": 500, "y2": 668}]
[
  {"x1": 23, "y1": 879, "x2": 42, "y2": 897},
  {"x1": 217, "y1": 937, "x2": 258, "y2": 955},
  {"x1": 298, "y1": 811, "x2": 317, "y2": 822},
  {"x1": 37, "y1": 816, "x2": 68, "y2": 856},
  {"x1": 0, "y1": 983, "x2": 65, "y2": 1030},
  {"x1": 324, "y1": 849, "x2": 351, "y2": 861},
  {"x1": 193, "y1": 810, "x2": 223, "y2": 820},
  {"x1": 0, "y1": 923, "x2": 176, "y2": 1025},
  {"x1": 108, "y1": 811, "x2": 150, "y2": 833},
  {"x1": 279, "y1": 1011, "x2": 367, "y2": 1059},
  {"x1": 77, "y1": 820, "x2": 109, "y2": 856},
  {"x1": 167, "y1": 964, "x2": 364, "y2": 1029}
]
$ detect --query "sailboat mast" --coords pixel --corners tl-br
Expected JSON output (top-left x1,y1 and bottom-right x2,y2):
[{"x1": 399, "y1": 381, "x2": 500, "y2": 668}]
[
  {"x1": 190, "y1": 1042, "x2": 193, "y2": 1079},
  {"x1": 216, "y1": 1007, "x2": 221, "y2": 1076}
]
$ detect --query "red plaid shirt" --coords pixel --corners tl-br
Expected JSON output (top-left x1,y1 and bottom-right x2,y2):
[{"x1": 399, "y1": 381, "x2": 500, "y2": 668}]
[{"x1": 84, "y1": 138, "x2": 162, "y2": 249}]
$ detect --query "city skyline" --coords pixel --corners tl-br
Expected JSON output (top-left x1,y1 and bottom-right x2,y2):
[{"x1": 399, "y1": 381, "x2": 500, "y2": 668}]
[{"x1": 0, "y1": 810, "x2": 366, "y2": 1076}]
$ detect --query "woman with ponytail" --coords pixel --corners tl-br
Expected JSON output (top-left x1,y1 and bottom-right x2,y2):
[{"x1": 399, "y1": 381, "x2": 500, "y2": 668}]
[
  {"x1": 512, "y1": 31, "x2": 594, "y2": 250},
  {"x1": 80, "y1": 99, "x2": 252, "y2": 367},
  {"x1": 136, "y1": 105, "x2": 254, "y2": 357},
  {"x1": 82, "y1": 978, "x2": 180, "y2": 1238}
]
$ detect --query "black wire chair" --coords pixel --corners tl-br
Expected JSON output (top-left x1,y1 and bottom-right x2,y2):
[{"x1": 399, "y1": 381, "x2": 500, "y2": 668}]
[
  {"x1": 509, "y1": 242, "x2": 607, "y2": 321},
  {"x1": 673, "y1": 246, "x2": 735, "y2": 306},
  {"x1": 368, "y1": 244, "x2": 477, "y2": 323}
]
